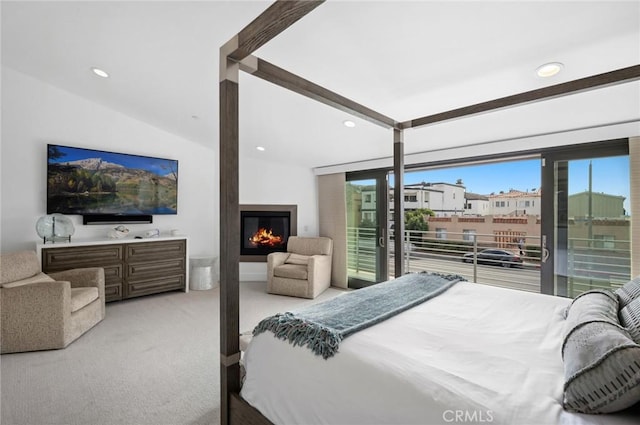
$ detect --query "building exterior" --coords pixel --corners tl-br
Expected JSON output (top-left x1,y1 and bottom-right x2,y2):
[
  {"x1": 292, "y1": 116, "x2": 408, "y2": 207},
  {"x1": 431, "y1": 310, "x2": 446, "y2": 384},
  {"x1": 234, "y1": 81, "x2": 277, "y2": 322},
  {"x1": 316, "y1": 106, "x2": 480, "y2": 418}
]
[
  {"x1": 427, "y1": 215, "x2": 540, "y2": 249},
  {"x1": 568, "y1": 191, "x2": 626, "y2": 219},
  {"x1": 359, "y1": 186, "x2": 376, "y2": 224},
  {"x1": 463, "y1": 192, "x2": 490, "y2": 216},
  {"x1": 488, "y1": 189, "x2": 541, "y2": 216},
  {"x1": 424, "y1": 213, "x2": 629, "y2": 254},
  {"x1": 389, "y1": 182, "x2": 466, "y2": 217},
  {"x1": 377, "y1": 184, "x2": 627, "y2": 253}
]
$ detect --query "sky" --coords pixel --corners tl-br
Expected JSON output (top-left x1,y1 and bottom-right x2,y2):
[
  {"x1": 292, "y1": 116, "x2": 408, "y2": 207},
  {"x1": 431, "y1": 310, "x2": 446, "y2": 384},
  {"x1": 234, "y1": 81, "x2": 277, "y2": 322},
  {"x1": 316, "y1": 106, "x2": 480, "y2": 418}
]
[{"x1": 386, "y1": 156, "x2": 631, "y2": 212}]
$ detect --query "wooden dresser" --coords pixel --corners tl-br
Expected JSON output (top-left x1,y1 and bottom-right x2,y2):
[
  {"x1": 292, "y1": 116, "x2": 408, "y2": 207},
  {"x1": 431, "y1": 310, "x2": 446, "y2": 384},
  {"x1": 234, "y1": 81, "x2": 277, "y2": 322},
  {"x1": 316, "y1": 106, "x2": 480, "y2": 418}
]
[{"x1": 38, "y1": 237, "x2": 188, "y2": 302}]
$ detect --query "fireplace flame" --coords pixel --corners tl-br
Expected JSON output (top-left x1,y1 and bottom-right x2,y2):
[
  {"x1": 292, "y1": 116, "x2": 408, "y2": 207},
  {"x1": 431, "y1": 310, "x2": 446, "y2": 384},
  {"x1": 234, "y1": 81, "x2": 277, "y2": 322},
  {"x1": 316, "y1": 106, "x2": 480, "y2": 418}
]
[{"x1": 249, "y1": 228, "x2": 284, "y2": 247}]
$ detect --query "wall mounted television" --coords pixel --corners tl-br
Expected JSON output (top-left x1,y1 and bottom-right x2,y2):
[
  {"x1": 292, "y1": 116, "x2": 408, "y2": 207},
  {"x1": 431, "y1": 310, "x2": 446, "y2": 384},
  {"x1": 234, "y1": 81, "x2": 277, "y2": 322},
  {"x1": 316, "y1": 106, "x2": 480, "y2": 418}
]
[{"x1": 47, "y1": 144, "x2": 178, "y2": 219}]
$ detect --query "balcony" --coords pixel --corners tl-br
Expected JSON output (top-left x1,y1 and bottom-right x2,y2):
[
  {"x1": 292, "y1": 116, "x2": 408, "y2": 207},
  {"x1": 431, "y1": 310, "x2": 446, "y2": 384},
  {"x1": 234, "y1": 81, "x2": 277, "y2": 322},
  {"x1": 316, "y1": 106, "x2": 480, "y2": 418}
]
[{"x1": 347, "y1": 227, "x2": 630, "y2": 297}]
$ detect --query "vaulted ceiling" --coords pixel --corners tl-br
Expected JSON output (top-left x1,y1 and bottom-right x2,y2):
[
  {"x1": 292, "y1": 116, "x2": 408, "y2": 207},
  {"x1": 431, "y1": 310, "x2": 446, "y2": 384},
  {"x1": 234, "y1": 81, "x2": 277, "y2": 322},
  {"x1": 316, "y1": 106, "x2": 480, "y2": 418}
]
[{"x1": 2, "y1": 1, "x2": 639, "y2": 169}]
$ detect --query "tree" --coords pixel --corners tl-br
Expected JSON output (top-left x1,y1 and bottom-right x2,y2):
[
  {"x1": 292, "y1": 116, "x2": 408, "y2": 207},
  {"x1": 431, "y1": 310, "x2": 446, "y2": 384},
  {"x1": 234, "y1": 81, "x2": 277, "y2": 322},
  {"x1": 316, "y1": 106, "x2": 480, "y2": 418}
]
[
  {"x1": 405, "y1": 208, "x2": 434, "y2": 232},
  {"x1": 403, "y1": 209, "x2": 435, "y2": 244}
]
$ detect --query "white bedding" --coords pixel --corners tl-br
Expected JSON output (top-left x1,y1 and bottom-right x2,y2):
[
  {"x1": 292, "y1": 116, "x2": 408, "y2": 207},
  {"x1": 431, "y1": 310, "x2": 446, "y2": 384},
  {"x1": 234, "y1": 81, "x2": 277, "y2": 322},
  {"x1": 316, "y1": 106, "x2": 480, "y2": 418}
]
[{"x1": 241, "y1": 282, "x2": 639, "y2": 425}]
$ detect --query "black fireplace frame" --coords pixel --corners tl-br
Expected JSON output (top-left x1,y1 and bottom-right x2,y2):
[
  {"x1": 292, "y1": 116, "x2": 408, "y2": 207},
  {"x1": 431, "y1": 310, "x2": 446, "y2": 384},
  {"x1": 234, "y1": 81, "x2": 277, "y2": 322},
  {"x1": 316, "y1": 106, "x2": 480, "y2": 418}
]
[{"x1": 239, "y1": 204, "x2": 297, "y2": 262}]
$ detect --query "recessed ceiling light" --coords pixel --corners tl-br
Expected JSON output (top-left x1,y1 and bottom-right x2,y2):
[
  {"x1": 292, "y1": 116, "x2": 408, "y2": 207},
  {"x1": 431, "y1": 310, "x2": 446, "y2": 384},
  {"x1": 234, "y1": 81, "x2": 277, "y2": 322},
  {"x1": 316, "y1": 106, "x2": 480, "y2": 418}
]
[
  {"x1": 91, "y1": 67, "x2": 109, "y2": 78},
  {"x1": 343, "y1": 120, "x2": 356, "y2": 128},
  {"x1": 536, "y1": 62, "x2": 563, "y2": 78},
  {"x1": 256, "y1": 146, "x2": 265, "y2": 151}
]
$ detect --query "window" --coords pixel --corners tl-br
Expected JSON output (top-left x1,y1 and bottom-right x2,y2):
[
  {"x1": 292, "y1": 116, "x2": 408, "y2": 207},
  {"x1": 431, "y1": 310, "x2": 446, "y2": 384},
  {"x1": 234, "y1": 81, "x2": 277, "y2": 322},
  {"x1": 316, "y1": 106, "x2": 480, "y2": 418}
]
[
  {"x1": 436, "y1": 228, "x2": 447, "y2": 240},
  {"x1": 500, "y1": 201, "x2": 506, "y2": 207},
  {"x1": 495, "y1": 201, "x2": 500, "y2": 207},
  {"x1": 594, "y1": 235, "x2": 616, "y2": 250},
  {"x1": 365, "y1": 194, "x2": 372, "y2": 203},
  {"x1": 405, "y1": 195, "x2": 417, "y2": 202},
  {"x1": 525, "y1": 200, "x2": 531, "y2": 207},
  {"x1": 463, "y1": 229, "x2": 476, "y2": 241}
]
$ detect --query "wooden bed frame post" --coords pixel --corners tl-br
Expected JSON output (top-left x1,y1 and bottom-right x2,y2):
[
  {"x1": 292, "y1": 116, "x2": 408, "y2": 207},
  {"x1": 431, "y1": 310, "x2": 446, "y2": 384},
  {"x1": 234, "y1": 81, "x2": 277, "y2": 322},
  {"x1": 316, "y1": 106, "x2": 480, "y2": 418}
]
[
  {"x1": 219, "y1": 2, "x2": 327, "y2": 424},
  {"x1": 393, "y1": 128, "x2": 405, "y2": 277},
  {"x1": 219, "y1": 41, "x2": 241, "y2": 425}
]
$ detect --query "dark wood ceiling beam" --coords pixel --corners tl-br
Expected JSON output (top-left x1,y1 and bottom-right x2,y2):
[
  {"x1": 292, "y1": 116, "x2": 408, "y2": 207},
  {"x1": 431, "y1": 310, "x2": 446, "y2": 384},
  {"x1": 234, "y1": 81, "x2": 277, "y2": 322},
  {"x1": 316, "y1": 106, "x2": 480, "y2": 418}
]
[
  {"x1": 225, "y1": 0, "x2": 325, "y2": 62},
  {"x1": 402, "y1": 64, "x2": 640, "y2": 129},
  {"x1": 240, "y1": 55, "x2": 397, "y2": 129}
]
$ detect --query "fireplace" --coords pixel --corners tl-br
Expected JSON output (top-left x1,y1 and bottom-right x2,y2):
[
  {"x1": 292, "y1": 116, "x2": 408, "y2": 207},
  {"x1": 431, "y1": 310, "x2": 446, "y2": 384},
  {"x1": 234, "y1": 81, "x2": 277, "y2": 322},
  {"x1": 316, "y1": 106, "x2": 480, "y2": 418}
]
[{"x1": 240, "y1": 204, "x2": 297, "y2": 262}]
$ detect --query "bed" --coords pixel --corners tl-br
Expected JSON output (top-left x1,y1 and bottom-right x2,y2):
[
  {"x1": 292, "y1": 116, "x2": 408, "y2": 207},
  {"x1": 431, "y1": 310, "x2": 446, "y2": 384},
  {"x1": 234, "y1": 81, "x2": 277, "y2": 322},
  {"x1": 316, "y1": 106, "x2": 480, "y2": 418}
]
[
  {"x1": 241, "y1": 280, "x2": 639, "y2": 425},
  {"x1": 218, "y1": 2, "x2": 640, "y2": 424}
]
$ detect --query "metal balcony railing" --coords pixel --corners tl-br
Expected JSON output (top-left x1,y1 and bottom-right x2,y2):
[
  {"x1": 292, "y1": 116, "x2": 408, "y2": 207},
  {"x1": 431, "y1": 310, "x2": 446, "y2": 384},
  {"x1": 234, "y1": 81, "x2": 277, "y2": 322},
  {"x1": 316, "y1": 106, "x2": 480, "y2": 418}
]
[
  {"x1": 347, "y1": 227, "x2": 377, "y2": 279},
  {"x1": 564, "y1": 237, "x2": 631, "y2": 297},
  {"x1": 347, "y1": 227, "x2": 631, "y2": 297},
  {"x1": 389, "y1": 229, "x2": 543, "y2": 293}
]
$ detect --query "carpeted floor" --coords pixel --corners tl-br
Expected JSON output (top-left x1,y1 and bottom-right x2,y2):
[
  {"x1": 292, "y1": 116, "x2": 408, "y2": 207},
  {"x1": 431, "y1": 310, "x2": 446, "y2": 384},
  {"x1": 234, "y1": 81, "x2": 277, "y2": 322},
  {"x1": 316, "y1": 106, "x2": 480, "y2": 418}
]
[{"x1": 0, "y1": 281, "x2": 344, "y2": 425}]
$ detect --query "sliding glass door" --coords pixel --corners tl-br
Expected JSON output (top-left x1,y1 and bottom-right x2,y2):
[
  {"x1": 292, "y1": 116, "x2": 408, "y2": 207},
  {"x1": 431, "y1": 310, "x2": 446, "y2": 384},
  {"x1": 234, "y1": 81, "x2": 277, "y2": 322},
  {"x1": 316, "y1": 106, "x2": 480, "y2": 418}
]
[
  {"x1": 346, "y1": 171, "x2": 388, "y2": 288},
  {"x1": 541, "y1": 140, "x2": 631, "y2": 297}
]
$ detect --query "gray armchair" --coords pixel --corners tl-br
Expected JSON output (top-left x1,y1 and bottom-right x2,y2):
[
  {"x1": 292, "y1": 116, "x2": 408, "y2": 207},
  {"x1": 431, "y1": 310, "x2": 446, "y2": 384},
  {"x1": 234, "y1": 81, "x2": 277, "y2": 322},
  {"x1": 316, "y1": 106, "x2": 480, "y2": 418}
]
[
  {"x1": 0, "y1": 250, "x2": 105, "y2": 354},
  {"x1": 267, "y1": 236, "x2": 333, "y2": 299}
]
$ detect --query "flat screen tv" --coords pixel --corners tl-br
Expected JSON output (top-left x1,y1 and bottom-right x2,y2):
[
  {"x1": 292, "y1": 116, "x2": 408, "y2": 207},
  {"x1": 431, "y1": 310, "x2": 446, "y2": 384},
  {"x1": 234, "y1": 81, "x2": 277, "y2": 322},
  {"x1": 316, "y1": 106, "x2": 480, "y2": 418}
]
[{"x1": 47, "y1": 144, "x2": 178, "y2": 216}]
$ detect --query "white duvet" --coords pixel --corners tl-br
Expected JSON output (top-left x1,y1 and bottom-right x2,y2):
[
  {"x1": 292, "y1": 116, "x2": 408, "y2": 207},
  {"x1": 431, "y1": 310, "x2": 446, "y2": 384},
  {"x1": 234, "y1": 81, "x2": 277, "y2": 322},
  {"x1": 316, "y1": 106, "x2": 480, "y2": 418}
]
[{"x1": 241, "y1": 282, "x2": 639, "y2": 425}]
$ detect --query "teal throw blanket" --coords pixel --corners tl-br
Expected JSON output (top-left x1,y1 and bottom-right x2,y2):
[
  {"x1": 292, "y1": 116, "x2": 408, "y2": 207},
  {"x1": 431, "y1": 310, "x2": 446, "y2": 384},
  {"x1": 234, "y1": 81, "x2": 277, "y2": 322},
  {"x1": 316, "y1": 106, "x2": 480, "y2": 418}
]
[{"x1": 253, "y1": 272, "x2": 464, "y2": 359}]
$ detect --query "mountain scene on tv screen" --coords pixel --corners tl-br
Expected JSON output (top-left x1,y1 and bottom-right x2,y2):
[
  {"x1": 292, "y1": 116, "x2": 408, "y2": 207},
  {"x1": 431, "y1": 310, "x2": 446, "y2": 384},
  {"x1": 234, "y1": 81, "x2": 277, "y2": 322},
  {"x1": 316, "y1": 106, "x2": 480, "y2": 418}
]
[{"x1": 47, "y1": 146, "x2": 177, "y2": 215}]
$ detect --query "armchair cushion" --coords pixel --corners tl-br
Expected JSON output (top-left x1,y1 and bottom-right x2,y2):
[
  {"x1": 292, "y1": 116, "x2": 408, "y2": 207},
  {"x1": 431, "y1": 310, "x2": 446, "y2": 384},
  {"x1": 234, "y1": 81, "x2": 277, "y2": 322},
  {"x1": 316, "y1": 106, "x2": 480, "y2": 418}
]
[
  {"x1": 1, "y1": 272, "x2": 54, "y2": 288},
  {"x1": 0, "y1": 251, "x2": 40, "y2": 286},
  {"x1": 49, "y1": 268, "x2": 103, "y2": 288},
  {"x1": 71, "y1": 287, "x2": 99, "y2": 312},
  {"x1": 285, "y1": 253, "x2": 310, "y2": 265},
  {"x1": 274, "y1": 264, "x2": 308, "y2": 280},
  {"x1": 287, "y1": 237, "x2": 332, "y2": 256}
]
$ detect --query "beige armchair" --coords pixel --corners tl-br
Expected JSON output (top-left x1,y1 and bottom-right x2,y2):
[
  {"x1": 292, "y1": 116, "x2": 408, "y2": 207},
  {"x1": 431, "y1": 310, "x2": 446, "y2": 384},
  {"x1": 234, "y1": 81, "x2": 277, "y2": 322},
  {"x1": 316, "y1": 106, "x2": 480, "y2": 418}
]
[
  {"x1": 267, "y1": 236, "x2": 333, "y2": 299},
  {"x1": 0, "y1": 250, "x2": 105, "y2": 354}
]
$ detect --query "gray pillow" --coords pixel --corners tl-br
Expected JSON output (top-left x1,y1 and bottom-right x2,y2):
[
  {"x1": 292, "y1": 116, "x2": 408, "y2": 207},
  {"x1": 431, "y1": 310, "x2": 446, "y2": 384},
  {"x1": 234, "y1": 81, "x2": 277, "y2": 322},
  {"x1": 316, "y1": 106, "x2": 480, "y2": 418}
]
[
  {"x1": 616, "y1": 275, "x2": 640, "y2": 308},
  {"x1": 562, "y1": 289, "x2": 640, "y2": 414},
  {"x1": 563, "y1": 289, "x2": 619, "y2": 325},
  {"x1": 620, "y1": 297, "x2": 640, "y2": 344}
]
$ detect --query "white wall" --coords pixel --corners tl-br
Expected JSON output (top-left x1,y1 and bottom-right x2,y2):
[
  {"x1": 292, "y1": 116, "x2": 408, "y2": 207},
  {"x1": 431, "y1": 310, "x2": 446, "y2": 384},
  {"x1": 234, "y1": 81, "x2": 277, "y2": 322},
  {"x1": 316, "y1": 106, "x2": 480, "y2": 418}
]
[
  {"x1": 0, "y1": 67, "x2": 327, "y2": 283},
  {"x1": 239, "y1": 156, "x2": 318, "y2": 281},
  {"x1": 1, "y1": 67, "x2": 218, "y2": 260}
]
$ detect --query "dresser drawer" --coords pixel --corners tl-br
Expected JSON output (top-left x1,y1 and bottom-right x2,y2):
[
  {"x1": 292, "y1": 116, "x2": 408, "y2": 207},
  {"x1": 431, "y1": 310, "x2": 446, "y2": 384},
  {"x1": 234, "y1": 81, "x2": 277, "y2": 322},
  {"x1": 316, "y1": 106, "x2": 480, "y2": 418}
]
[
  {"x1": 125, "y1": 275, "x2": 185, "y2": 299},
  {"x1": 105, "y1": 284, "x2": 122, "y2": 302},
  {"x1": 126, "y1": 258, "x2": 185, "y2": 281},
  {"x1": 38, "y1": 237, "x2": 187, "y2": 302},
  {"x1": 125, "y1": 240, "x2": 186, "y2": 262},
  {"x1": 103, "y1": 264, "x2": 123, "y2": 285},
  {"x1": 42, "y1": 245, "x2": 123, "y2": 271}
]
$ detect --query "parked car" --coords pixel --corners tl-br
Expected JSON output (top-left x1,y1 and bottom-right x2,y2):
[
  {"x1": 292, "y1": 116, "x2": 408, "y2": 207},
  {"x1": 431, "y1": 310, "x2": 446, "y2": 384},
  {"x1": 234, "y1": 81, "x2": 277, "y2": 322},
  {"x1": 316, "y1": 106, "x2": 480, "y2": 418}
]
[{"x1": 462, "y1": 249, "x2": 523, "y2": 268}]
